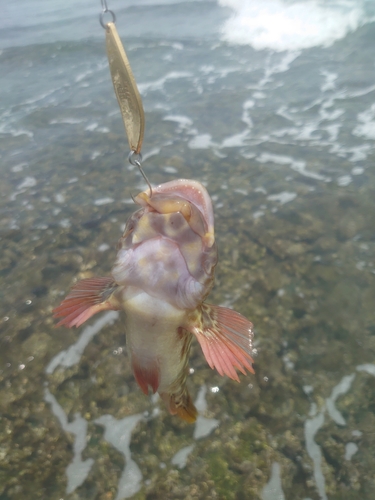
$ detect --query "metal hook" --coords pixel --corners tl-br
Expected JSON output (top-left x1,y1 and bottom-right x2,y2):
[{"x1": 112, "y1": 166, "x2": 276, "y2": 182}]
[
  {"x1": 100, "y1": 0, "x2": 116, "y2": 28},
  {"x1": 129, "y1": 151, "x2": 153, "y2": 197}
]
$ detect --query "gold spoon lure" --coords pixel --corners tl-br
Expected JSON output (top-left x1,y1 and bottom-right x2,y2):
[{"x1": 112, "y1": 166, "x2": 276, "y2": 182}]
[{"x1": 100, "y1": 0, "x2": 152, "y2": 195}]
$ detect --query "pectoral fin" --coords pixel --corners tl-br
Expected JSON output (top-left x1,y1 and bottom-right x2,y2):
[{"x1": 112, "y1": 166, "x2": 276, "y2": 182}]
[
  {"x1": 188, "y1": 304, "x2": 255, "y2": 382},
  {"x1": 53, "y1": 277, "x2": 120, "y2": 328}
]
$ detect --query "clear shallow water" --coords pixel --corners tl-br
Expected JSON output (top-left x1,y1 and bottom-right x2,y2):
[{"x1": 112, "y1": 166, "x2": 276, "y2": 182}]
[{"x1": 1, "y1": 1, "x2": 375, "y2": 499}]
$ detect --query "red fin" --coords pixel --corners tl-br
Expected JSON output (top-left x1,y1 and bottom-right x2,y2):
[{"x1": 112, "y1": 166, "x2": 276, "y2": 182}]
[
  {"x1": 190, "y1": 303, "x2": 255, "y2": 382},
  {"x1": 132, "y1": 355, "x2": 160, "y2": 395},
  {"x1": 176, "y1": 394, "x2": 198, "y2": 423},
  {"x1": 161, "y1": 391, "x2": 198, "y2": 423},
  {"x1": 53, "y1": 277, "x2": 120, "y2": 328}
]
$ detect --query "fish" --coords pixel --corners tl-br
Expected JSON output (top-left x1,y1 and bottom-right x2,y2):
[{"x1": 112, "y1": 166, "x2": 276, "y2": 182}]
[{"x1": 53, "y1": 179, "x2": 254, "y2": 422}]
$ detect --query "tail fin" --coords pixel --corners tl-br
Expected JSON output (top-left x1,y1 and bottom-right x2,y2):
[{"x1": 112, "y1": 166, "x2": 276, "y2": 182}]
[
  {"x1": 53, "y1": 276, "x2": 120, "y2": 328},
  {"x1": 176, "y1": 392, "x2": 198, "y2": 423},
  {"x1": 161, "y1": 390, "x2": 198, "y2": 423}
]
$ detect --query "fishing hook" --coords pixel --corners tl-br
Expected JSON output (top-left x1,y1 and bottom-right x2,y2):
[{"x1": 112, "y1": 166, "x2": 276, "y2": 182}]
[{"x1": 129, "y1": 151, "x2": 153, "y2": 197}]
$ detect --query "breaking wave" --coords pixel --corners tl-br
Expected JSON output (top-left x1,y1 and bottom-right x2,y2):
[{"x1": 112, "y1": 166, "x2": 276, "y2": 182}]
[{"x1": 219, "y1": 0, "x2": 375, "y2": 51}]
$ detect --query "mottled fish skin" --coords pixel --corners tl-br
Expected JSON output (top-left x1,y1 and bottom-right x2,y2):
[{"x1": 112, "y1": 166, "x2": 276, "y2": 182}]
[{"x1": 53, "y1": 179, "x2": 254, "y2": 422}]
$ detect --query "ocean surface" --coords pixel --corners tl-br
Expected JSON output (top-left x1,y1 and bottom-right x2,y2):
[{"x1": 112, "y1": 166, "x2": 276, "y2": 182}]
[{"x1": 1, "y1": 1, "x2": 375, "y2": 499}]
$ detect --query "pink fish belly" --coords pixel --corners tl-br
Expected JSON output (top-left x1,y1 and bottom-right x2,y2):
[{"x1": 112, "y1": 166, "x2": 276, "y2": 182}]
[{"x1": 121, "y1": 289, "x2": 188, "y2": 395}]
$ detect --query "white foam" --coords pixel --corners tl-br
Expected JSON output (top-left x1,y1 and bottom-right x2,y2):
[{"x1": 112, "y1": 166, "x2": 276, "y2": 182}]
[
  {"x1": 85, "y1": 122, "x2": 98, "y2": 131},
  {"x1": 261, "y1": 52, "x2": 302, "y2": 85},
  {"x1": 261, "y1": 462, "x2": 285, "y2": 500},
  {"x1": 193, "y1": 386, "x2": 219, "y2": 440},
  {"x1": 10, "y1": 175, "x2": 38, "y2": 200},
  {"x1": 325, "y1": 374, "x2": 355, "y2": 426},
  {"x1": 304, "y1": 411, "x2": 327, "y2": 500},
  {"x1": 354, "y1": 122, "x2": 375, "y2": 138},
  {"x1": 323, "y1": 123, "x2": 341, "y2": 142},
  {"x1": 356, "y1": 261, "x2": 366, "y2": 271},
  {"x1": 257, "y1": 152, "x2": 330, "y2": 181},
  {"x1": 75, "y1": 69, "x2": 94, "y2": 83},
  {"x1": 95, "y1": 414, "x2": 143, "y2": 500},
  {"x1": 11, "y1": 162, "x2": 28, "y2": 172},
  {"x1": 305, "y1": 372, "x2": 368, "y2": 500},
  {"x1": 90, "y1": 150, "x2": 101, "y2": 160},
  {"x1": 142, "y1": 147, "x2": 161, "y2": 161},
  {"x1": 193, "y1": 419, "x2": 219, "y2": 441},
  {"x1": 163, "y1": 166, "x2": 178, "y2": 174},
  {"x1": 219, "y1": 0, "x2": 370, "y2": 51},
  {"x1": 337, "y1": 144, "x2": 370, "y2": 163},
  {"x1": 221, "y1": 129, "x2": 250, "y2": 148},
  {"x1": 267, "y1": 191, "x2": 297, "y2": 205},
  {"x1": 291, "y1": 161, "x2": 330, "y2": 181},
  {"x1": 16, "y1": 176, "x2": 37, "y2": 190},
  {"x1": 171, "y1": 444, "x2": 195, "y2": 469},
  {"x1": 320, "y1": 107, "x2": 344, "y2": 122},
  {"x1": 253, "y1": 91, "x2": 266, "y2": 99},
  {"x1": 353, "y1": 103, "x2": 375, "y2": 139},
  {"x1": 302, "y1": 369, "x2": 375, "y2": 497},
  {"x1": 73, "y1": 101, "x2": 92, "y2": 108},
  {"x1": 320, "y1": 70, "x2": 338, "y2": 92},
  {"x1": 347, "y1": 84, "x2": 375, "y2": 98},
  {"x1": 282, "y1": 354, "x2": 294, "y2": 370},
  {"x1": 163, "y1": 115, "x2": 193, "y2": 130},
  {"x1": 344, "y1": 442, "x2": 358, "y2": 461},
  {"x1": 44, "y1": 389, "x2": 94, "y2": 494},
  {"x1": 138, "y1": 71, "x2": 193, "y2": 94},
  {"x1": 303, "y1": 385, "x2": 314, "y2": 395},
  {"x1": 351, "y1": 167, "x2": 364, "y2": 175},
  {"x1": 357, "y1": 363, "x2": 375, "y2": 376},
  {"x1": 188, "y1": 133, "x2": 215, "y2": 149},
  {"x1": 337, "y1": 175, "x2": 352, "y2": 187},
  {"x1": 94, "y1": 197, "x2": 114, "y2": 206},
  {"x1": 234, "y1": 188, "x2": 248, "y2": 196},
  {"x1": 46, "y1": 311, "x2": 119, "y2": 374},
  {"x1": 59, "y1": 219, "x2": 71, "y2": 229},
  {"x1": 253, "y1": 210, "x2": 265, "y2": 219},
  {"x1": 50, "y1": 118, "x2": 84, "y2": 125},
  {"x1": 200, "y1": 64, "x2": 215, "y2": 75},
  {"x1": 98, "y1": 243, "x2": 110, "y2": 252},
  {"x1": 55, "y1": 193, "x2": 65, "y2": 204}
]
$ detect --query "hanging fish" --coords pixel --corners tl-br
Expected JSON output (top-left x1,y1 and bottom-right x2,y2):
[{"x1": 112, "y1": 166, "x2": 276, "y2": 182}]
[{"x1": 53, "y1": 179, "x2": 254, "y2": 422}]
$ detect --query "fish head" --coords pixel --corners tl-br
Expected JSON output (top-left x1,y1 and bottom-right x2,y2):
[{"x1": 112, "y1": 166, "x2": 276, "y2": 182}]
[
  {"x1": 112, "y1": 179, "x2": 218, "y2": 309},
  {"x1": 135, "y1": 178, "x2": 215, "y2": 247}
]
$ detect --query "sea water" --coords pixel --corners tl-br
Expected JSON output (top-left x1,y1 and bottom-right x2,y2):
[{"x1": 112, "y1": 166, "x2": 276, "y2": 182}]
[{"x1": 1, "y1": 1, "x2": 375, "y2": 498}]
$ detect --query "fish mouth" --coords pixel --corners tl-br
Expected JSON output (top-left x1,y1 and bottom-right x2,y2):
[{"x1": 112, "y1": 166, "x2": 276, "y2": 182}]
[{"x1": 135, "y1": 178, "x2": 215, "y2": 241}]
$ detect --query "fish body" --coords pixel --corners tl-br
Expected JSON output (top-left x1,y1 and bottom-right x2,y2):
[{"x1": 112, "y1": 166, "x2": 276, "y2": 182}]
[{"x1": 53, "y1": 179, "x2": 254, "y2": 422}]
